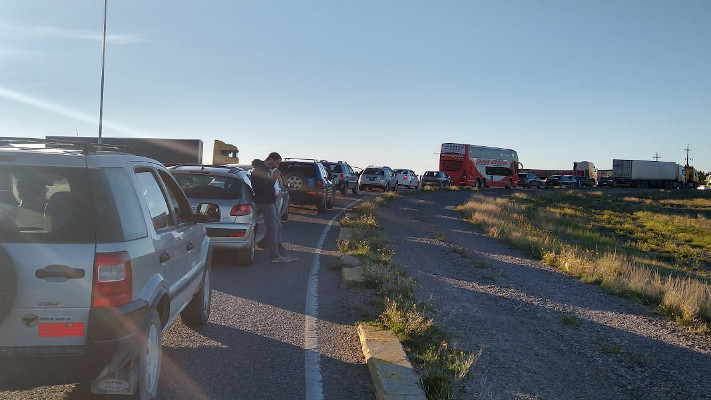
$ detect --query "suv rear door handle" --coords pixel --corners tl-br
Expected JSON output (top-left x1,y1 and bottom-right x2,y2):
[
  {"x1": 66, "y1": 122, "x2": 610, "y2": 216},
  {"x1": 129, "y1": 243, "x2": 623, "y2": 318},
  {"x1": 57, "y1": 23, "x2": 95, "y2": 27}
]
[
  {"x1": 186, "y1": 242, "x2": 195, "y2": 251},
  {"x1": 159, "y1": 252, "x2": 171, "y2": 263},
  {"x1": 35, "y1": 265, "x2": 85, "y2": 280}
]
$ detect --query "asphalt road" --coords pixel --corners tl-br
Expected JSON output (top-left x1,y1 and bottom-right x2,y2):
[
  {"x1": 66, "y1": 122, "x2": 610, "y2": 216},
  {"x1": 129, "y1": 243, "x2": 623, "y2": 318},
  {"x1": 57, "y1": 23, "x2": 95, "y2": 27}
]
[{"x1": 0, "y1": 193, "x2": 375, "y2": 400}]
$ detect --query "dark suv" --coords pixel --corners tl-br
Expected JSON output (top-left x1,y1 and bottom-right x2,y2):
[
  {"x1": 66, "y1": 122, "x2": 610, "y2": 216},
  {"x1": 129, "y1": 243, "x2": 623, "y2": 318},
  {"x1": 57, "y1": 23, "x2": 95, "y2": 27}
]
[
  {"x1": 0, "y1": 138, "x2": 211, "y2": 398},
  {"x1": 321, "y1": 160, "x2": 359, "y2": 195},
  {"x1": 517, "y1": 172, "x2": 543, "y2": 189},
  {"x1": 279, "y1": 159, "x2": 335, "y2": 213}
]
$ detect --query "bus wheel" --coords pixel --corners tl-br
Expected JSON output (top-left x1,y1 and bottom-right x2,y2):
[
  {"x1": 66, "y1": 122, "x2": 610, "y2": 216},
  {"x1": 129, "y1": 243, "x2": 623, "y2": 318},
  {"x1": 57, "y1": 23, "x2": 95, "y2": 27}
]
[{"x1": 506, "y1": 179, "x2": 513, "y2": 189}]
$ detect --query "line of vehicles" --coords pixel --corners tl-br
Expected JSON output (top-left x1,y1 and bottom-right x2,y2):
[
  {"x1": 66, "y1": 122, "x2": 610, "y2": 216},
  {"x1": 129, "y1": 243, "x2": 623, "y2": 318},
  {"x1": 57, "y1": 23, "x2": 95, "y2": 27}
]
[{"x1": 436, "y1": 142, "x2": 704, "y2": 190}]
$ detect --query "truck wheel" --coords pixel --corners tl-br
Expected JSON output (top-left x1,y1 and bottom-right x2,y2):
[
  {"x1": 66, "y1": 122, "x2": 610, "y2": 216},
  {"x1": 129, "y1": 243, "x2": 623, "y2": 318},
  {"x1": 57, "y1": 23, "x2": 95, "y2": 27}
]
[
  {"x1": 181, "y1": 265, "x2": 212, "y2": 325},
  {"x1": 0, "y1": 245, "x2": 16, "y2": 325}
]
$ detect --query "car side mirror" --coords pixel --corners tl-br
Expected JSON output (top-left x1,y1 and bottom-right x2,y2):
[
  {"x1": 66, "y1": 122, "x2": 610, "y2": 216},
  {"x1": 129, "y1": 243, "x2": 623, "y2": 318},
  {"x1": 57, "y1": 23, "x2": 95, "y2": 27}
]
[{"x1": 194, "y1": 203, "x2": 220, "y2": 223}]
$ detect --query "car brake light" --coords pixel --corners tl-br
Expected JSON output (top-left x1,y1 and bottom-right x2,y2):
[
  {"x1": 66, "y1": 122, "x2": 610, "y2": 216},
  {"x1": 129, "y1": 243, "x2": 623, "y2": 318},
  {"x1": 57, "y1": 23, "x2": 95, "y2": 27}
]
[
  {"x1": 92, "y1": 251, "x2": 132, "y2": 308},
  {"x1": 339, "y1": 173, "x2": 344, "y2": 179},
  {"x1": 231, "y1": 204, "x2": 252, "y2": 216},
  {"x1": 315, "y1": 179, "x2": 323, "y2": 188}
]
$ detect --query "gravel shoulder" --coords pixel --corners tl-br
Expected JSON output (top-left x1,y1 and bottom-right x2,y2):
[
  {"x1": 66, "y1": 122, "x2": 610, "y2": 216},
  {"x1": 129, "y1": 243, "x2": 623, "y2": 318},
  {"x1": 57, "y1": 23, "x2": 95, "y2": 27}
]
[{"x1": 377, "y1": 190, "x2": 711, "y2": 400}]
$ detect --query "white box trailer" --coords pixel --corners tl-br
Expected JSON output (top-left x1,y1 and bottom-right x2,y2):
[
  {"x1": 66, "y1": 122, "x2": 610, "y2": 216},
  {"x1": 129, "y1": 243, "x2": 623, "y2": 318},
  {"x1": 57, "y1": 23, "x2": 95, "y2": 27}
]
[{"x1": 612, "y1": 159, "x2": 685, "y2": 188}]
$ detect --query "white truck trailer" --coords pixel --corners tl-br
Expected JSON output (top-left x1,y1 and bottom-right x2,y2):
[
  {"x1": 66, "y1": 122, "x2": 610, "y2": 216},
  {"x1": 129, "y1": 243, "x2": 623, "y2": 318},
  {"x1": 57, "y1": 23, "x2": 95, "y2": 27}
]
[{"x1": 612, "y1": 159, "x2": 685, "y2": 188}]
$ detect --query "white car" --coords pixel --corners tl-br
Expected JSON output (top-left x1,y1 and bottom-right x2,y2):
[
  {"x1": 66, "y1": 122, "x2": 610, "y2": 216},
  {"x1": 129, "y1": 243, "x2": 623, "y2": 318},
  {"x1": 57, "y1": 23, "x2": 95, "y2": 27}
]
[{"x1": 394, "y1": 169, "x2": 419, "y2": 189}]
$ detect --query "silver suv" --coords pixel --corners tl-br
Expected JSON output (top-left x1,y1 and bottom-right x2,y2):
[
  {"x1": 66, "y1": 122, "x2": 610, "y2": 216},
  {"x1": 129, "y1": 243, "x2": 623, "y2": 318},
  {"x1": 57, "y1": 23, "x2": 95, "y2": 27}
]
[
  {"x1": 0, "y1": 138, "x2": 211, "y2": 398},
  {"x1": 358, "y1": 166, "x2": 397, "y2": 192},
  {"x1": 321, "y1": 160, "x2": 359, "y2": 195}
]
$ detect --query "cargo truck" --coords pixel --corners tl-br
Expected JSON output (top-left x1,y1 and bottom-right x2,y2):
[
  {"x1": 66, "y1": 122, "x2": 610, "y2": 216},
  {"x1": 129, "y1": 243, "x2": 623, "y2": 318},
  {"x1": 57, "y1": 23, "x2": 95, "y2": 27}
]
[
  {"x1": 47, "y1": 136, "x2": 204, "y2": 166},
  {"x1": 611, "y1": 159, "x2": 685, "y2": 188}
]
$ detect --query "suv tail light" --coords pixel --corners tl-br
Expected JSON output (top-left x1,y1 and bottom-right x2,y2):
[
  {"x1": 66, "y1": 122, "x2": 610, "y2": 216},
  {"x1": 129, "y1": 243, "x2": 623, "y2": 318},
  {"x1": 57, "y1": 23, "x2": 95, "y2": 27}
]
[
  {"x1": 339, "y1": 173, "x2": 344, "y2": 180},
  {"x1": 92, "y1": 251, "x2": 132, "y2": 308},
  {"x1": 231, "y1": 204, "x2": 253, "y2": 216},
  {"x1": 315, "y1": 179, "x2": 324, "y2": 188}
]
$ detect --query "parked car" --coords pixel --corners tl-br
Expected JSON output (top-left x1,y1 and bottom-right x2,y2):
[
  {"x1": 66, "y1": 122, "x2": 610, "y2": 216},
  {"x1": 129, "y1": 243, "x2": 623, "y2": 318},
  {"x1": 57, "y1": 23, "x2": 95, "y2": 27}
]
[
  {"x1": 359, "y1": 166, "x2": 398, "y2": 191},
  {"x1": 517, "y1": 172, "x2": 543, "y2": 189},
  {"x1": 544, "y1": 175, "x2": 561, "y2": 187},
  {"x1": 421, "y1": 171, "x2": 451, "y2": 188},
  {"x1": 279, "y1": 159, "x2": 335, "y2": 213},
  {"x1": 559, "y1": 175, "x2": 580, "y2": 188},
  {"x1": 170, "y1": 164, "x2": 267, "y2": 265},
  {"x1": 321, "y1": 160, "x2": 359, "y2": 195},
  {"x1": 394, "y1": 169, "x2": 419, "y2": 189},
  {"x1": 0, "y1": 138, "x2": 211, "y2": 398},
  {"x1": 598, "y1": 176, "x2": 614, "y2": 187},
  {"x1": 234, "y1": 164, "x2": 290, "y2": 222}
]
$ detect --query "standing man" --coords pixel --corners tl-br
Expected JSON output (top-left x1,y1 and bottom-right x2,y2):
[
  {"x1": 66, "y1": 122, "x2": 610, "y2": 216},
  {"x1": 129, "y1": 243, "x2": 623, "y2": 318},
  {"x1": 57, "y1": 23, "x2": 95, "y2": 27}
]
[{"x1": 252, "y1": 152, "x2": 297, "y2": 263}]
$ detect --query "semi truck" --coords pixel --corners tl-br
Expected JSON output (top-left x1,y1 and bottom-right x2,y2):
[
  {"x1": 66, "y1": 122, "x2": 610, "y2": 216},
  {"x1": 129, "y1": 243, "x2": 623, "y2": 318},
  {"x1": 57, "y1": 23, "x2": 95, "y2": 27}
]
[
  {"x1": 523, "y1": 161, "x2": 598, "y2": 186},
  {"x1": 611, "y1": 159, "x2": 685, "y2": 188}
]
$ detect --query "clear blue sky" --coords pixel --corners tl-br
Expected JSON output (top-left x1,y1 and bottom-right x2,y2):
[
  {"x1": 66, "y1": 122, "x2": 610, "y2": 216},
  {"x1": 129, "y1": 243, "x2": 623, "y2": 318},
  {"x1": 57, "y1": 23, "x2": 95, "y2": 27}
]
[{"x1": 2, "y1": 1, "x2": 710, "y2": 174}]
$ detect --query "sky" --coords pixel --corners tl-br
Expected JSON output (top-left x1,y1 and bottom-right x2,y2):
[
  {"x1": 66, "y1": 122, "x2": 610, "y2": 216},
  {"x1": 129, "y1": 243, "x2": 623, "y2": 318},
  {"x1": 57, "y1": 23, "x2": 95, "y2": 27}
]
[{"x1": 1, "y1": 1, "x2": 710, "y2": 175}]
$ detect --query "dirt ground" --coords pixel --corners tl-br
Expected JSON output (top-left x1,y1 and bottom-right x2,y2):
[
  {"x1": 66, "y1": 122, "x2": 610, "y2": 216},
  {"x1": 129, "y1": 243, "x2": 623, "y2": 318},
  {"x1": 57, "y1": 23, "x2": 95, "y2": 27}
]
[{"x1": 377, "y1": 189, "x2": 711, "y2": 400}]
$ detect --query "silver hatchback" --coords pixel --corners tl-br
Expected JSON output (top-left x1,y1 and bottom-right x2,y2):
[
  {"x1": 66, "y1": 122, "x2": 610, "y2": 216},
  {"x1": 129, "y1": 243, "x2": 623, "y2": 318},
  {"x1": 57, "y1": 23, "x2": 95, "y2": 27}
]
[{"x1": 169, "y1": 165, "x2": 266, "y2": 265}]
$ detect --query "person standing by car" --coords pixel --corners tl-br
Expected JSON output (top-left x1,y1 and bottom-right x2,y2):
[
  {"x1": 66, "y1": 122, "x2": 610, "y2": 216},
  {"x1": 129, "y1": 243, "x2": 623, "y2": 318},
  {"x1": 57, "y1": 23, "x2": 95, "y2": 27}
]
[{"x1": 252, "y1": 152, "x2": 297, "y2": 263}]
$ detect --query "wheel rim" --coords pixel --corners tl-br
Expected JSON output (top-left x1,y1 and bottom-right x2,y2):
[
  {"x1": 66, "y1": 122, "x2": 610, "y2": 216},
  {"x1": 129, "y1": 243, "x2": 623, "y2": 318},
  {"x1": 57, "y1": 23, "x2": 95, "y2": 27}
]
[
  {"x1": 285, "y1": 175, "x2": 304, "y2": 191},
  {"x1": 144, "y1": 322, "x2": 160, "y2": 394}
]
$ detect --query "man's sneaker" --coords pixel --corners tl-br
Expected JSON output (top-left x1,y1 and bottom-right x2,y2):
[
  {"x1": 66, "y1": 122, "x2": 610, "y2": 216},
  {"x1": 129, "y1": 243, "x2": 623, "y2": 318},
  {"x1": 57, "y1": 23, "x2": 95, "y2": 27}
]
[
  {"x1": 270, "y1": 256, "x2": 288, "y2": 263},
  {"x1": 282, "y1": 255, "x2": 298, "y2": 262}
]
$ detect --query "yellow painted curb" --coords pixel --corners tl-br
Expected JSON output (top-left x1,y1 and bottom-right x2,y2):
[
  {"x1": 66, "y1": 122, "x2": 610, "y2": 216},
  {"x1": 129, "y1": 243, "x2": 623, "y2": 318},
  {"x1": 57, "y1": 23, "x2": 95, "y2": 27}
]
[{"x1": 357, "y1": 324, "x2": 427, "y2": 400}]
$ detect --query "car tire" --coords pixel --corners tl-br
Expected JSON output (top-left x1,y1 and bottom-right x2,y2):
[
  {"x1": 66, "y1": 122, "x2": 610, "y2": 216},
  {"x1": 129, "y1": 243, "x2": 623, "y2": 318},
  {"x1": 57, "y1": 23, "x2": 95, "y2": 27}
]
[
  {"x1": 281, "y1": 205, "x2": 289, "y2": 221},
  {"x1": 125, "y1": 309, "x2": 162, "y2": 400},
  {"x1": 317, "y1": 196, "x2": 327, "y2": 213},
  {"x1": 0, "y1": 245, "x2": 16, "y2": 325},
  {"x1": 384, "y1": 183, "x2": 389, "y2": 192},
  {"x1": 235, "y1": 236, "x2": 255, "y2": 266},
  {"x1": 326, "y1": 191, "x2": 334, "y2": 209},
  {"x1": 352, "y1": 184, "x2": 359, "y2": 195},
  {"x1": 181, "y1": 265, "x2": 212, "y2": 326},
  {"x1": 340, "y1": 185, "x2": 347, "y2": 195}
]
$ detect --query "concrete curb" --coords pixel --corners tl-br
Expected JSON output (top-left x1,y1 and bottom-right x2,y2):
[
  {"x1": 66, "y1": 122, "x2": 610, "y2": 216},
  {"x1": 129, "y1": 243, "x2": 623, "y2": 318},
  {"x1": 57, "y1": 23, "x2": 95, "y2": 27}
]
[
  {"x1": 338, "y1": 226, "x2": 426, "y2": 400},
  {"x1": 358, "y1": 325, "x2": 427, "y2": 400}
]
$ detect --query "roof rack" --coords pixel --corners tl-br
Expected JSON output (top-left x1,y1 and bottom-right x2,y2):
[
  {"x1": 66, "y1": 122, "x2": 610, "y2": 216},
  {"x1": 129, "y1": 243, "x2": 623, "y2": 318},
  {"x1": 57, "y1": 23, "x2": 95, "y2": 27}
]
[
  {"x1": 284, "y1": 157, "x2": 320, "y2": 162},
  {"x1": 169, "y1": 163, "x2": 245, "y2": 173},
  {"x1": 0, "y1": 137, "x2": 128, "y2": 154}
]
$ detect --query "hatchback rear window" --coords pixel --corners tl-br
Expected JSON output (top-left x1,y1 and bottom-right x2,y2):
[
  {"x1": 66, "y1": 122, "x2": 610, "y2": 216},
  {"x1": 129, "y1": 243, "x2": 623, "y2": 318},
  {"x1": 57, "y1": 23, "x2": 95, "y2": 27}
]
[
  {"x1": 0, "y1": 166, "x2": 95, "y2": 243},
  {"x1": 364, "y1": 168, "x2": 383, "y2": 175},
  {"x1": 173, "y1": 174, "x2": 244, "y2": 199}
]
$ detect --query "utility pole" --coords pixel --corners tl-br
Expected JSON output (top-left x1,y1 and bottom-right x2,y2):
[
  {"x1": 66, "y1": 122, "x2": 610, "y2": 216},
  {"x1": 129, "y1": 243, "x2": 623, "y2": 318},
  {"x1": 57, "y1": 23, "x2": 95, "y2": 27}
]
[
  {"x1": 98, "y1": 0, "x2": 108, "y2": 145},
  {"x1": 683, "y1": 144, "x2": 693, "y2": 167},
  {"x1": 653, "y1": 152, "x2": 661, "y2": 161}
]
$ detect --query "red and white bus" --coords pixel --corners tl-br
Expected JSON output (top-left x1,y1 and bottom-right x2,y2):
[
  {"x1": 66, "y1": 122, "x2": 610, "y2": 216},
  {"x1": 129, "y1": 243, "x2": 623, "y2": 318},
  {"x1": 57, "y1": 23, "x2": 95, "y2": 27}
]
[{"x1": 439, "y1": 142, "x2": 520, "y2": 188}]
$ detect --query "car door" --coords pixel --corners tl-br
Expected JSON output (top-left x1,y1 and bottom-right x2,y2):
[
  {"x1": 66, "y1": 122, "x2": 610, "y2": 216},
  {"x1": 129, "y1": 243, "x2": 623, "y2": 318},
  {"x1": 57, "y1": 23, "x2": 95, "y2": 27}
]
[{"x1": 133, "y1": 167, "x2": 204, "y2": 322}]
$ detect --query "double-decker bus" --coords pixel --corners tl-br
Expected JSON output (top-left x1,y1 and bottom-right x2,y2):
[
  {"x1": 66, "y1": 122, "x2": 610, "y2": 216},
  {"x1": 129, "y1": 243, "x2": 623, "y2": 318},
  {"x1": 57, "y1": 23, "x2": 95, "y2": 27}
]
[{"x1": 439, "y1": 142, "x2": 520, "y2": 188}]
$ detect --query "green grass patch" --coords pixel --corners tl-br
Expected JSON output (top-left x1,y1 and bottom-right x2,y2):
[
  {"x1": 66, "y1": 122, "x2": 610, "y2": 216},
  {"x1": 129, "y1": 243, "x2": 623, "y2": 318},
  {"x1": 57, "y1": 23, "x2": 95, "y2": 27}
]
[{"x1": 457, "y1": 190, "x2": 711, "y2": 332}]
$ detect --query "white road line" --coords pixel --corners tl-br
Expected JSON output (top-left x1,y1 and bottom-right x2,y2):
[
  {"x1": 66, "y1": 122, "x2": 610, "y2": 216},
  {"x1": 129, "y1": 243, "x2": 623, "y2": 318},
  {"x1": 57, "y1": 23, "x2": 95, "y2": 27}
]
[{"x1": 304, "y1": 199, "x2": 361, "y2": 400}]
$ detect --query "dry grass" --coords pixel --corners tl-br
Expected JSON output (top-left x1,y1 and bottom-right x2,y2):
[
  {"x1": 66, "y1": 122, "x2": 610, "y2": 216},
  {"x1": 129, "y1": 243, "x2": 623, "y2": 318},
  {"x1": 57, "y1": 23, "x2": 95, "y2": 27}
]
[{"x1": 457, "y1": 190, "x2": 711, "y2": 331}]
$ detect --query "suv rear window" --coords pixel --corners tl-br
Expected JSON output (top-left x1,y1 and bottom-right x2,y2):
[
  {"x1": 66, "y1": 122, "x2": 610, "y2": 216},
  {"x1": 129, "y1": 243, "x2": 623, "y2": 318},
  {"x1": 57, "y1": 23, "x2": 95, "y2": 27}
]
[
  {"x1": 281, "y1": 163, "x2": 317, "y2": 178},
  {"x1": 363, "y1": 168, "x2": 383, "y2": 175},
  {"x1": 0, "y1": 166, "x2": 95, "y2": 243}
]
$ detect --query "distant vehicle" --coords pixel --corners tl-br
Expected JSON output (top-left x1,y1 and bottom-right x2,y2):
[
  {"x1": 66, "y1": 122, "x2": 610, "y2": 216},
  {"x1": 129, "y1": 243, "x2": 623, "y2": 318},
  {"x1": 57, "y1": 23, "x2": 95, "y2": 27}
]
[
  {"x1": 169, "y1": 164, "x2": 266, "y2": 265},
  {"x1": 213, "y1": 139, "x2": 240, "y2": 164},
  {"x1": 47, "y1": 136, "x2": 204, "y2": 166},
  {"x1": 439, "y1": 142, "x2": 519, "y2": 189},
  {"x1": 517, "y1": 172, "x2": 543, "y2": 189},
  {"x1": 525, "y1": 161, "x2": 598, "y2": 187},
  {"x1": 421, "y1": 170, "x2": 452, "y2": 188},
  {"x1": 612, "y1": 159, "x2": 685, "y2": 188},
  {"x1": 321, "y1": 160, "x2": 359, "y2": 195},
  {"x1": 394, "y1": 169, "x2": 419, "y2": 189},
  {"x1": 279, "y1": 159, "x2": 335, "y2": 213},
  {"x1": 545, "y1": 175, "x2": 561, "y2": 187},
  {"x1": 560, "y1": 175, "x2": 581, "y2": 188},
  {"x1": 598, "y1": 176, "x2": 615, "y2": 187},
  {"x1": 359, "y1": 166, "x2": 398, "y2": 192},
  {"x1": 0, "y1": 138, "x2": 211, "y2": 398}
]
